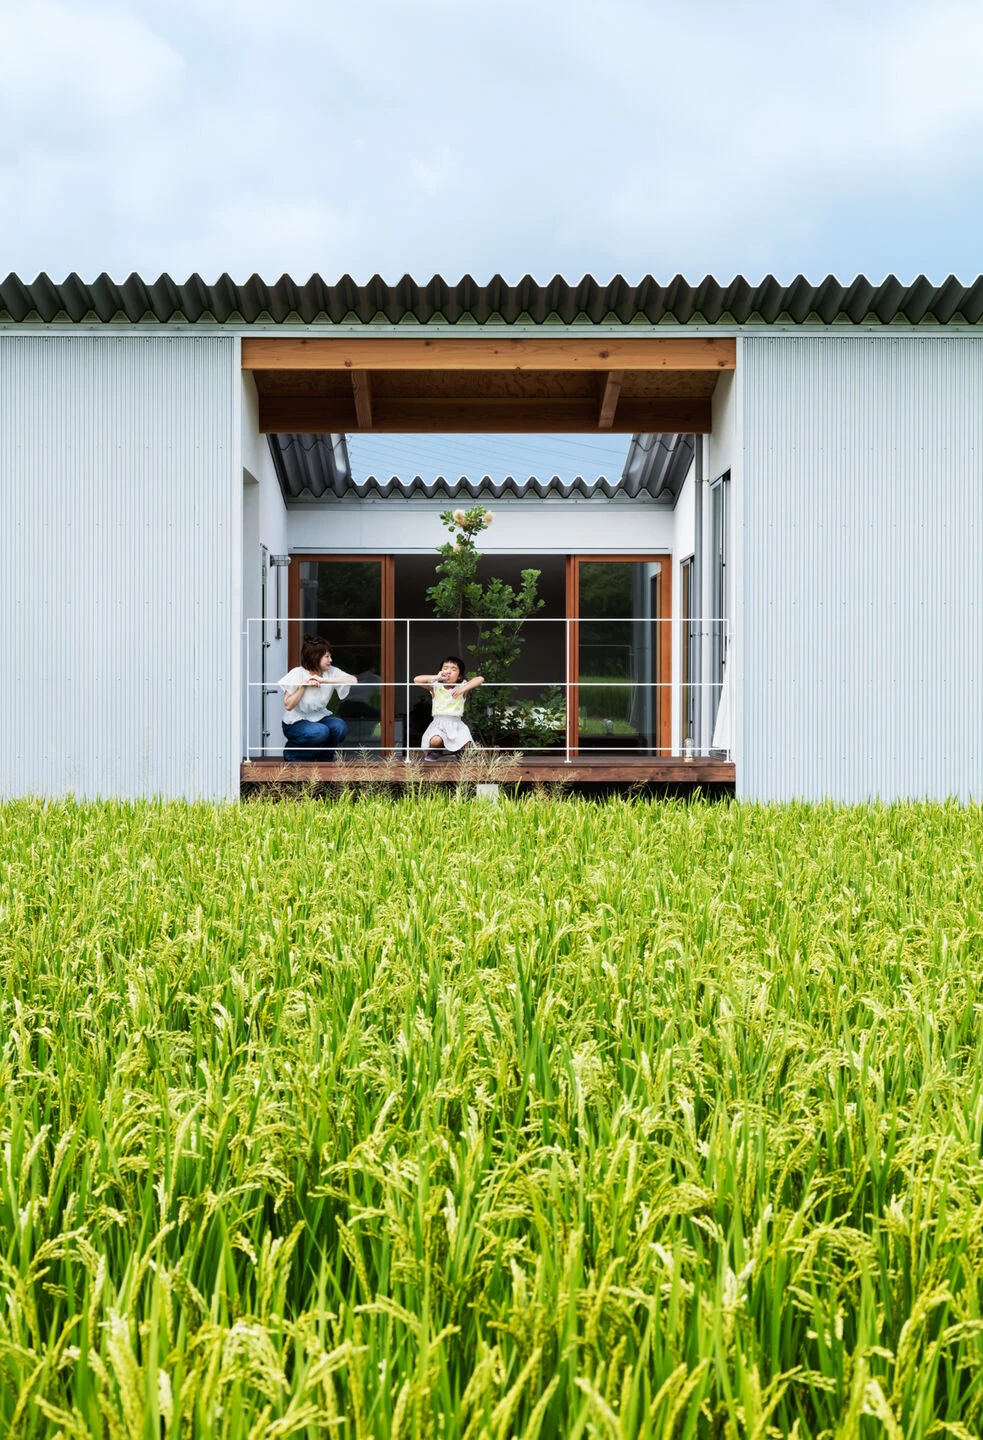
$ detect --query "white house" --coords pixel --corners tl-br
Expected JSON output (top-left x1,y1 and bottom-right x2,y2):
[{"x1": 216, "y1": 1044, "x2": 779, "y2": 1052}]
[{"x1": 1, "y1": 271, "x2": 980, "y2": 802}]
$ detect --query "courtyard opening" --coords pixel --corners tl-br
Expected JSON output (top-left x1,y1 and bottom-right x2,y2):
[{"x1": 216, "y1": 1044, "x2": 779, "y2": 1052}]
[{"x1": 240, "y1": 336, "x2": 734, "y2": 786}]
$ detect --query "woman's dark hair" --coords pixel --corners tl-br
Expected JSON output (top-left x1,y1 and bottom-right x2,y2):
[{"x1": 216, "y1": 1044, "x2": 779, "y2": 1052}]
[
  {"x1": 301, "y1": 634, "x2": 333, "y2": 671},
  {"x1": 441, "y1": 655, "x2": 467, "y2": 679}
]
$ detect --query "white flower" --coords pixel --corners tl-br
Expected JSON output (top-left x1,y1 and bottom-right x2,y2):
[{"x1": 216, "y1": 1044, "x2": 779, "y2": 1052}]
[
  {"x1": 482, "y1": 511, "x2": 494, "y2": 525},
  {"x1": 452, "y1": 509, "x2": 466, "y2": 525}
]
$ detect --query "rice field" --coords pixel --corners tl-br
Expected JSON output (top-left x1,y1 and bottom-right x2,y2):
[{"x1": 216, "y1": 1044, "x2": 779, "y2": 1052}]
[{"x1": 2, "y1": 794, "x2": 983, "y2": 1438}]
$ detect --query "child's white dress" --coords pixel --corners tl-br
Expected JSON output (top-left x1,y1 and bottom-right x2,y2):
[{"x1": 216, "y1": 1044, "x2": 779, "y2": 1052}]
[{"x1": 421, "y1": 681, "x2": 474, "y2": 752}]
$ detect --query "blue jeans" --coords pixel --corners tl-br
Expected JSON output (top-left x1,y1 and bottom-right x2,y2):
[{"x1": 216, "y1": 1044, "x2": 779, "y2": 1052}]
[{"x1": 282, "y1": 714, "x2": 347, "y2": 761}]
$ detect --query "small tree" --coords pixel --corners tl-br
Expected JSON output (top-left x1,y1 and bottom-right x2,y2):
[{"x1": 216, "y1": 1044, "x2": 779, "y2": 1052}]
[{"x1": 426, "y1": 505, "x2": 564, "y2": 749}]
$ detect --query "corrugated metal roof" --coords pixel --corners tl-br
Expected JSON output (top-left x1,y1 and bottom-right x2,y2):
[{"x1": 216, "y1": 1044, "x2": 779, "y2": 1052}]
[
  {"x1": 621, "y1": 433, "x2": 694, "y2": 499},
  {"x1": 3, "y1": 272, "x2": 982, "y2": 326},
  {"x1": 270, "y1": 432, "x2": 351, "y2": 499},
  {"x1": 313, "y1": 474, "x2": 671, "y2": 501},
  {"x1": 267, "y1": 431, "x2": 690, "y2": 503}
]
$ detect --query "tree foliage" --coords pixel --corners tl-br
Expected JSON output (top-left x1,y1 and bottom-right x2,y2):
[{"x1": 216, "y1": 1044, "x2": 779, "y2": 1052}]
[{"x1": 426, "y1": 506, "x2": 563, "y2": 748}]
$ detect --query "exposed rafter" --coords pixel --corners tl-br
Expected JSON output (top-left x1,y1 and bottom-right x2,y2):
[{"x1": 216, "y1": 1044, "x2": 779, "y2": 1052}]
[
  {"x1": 351, "y1": 370, "x2": 373, "y2": 428},
  {"x1": 598, "y1": 371, "x2": 623, "y2": 429},
  {"x1": 248, "y1": 334, "x2": 722, "y2": 438}
]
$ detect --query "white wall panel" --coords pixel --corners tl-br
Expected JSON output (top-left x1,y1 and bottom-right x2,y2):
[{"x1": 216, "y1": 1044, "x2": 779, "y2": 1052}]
[
  {"x1": 708, "y1": 370, "x2": 737, "y2": 481},
  {"x1": 286, "y1": 499, "x2": 675, "y2": 554},
  {"x1": 241, "y1": 374, "x2": 288, "y2": 761},
  {"x1": 673, "y1": 466, "x2": 696, "y2": 562},
  {"x1": 0, "y1": 334, "x2": 238, "y2": 799},
  {"x1": 740, "y1": 334, "x2": 983, "y2": 801}
]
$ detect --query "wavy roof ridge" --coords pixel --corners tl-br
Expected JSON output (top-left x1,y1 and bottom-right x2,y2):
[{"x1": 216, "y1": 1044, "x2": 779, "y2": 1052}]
[{"x1": 3, "y1": 273, "x2": 982, "y2": 326}]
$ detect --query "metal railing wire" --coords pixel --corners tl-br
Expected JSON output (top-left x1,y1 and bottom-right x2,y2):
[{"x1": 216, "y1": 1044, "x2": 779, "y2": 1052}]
[{"x1": 244, "y1": 616, "x2": 730, "y2": 765}]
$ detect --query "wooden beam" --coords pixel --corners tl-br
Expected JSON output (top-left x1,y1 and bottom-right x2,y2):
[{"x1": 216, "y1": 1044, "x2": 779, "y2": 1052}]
[
  {"x1": 598, "y1": 370, "x2": 623, "y2": 429},
  {"x1": 258, "y1": 396, "x2": 712, "y2": 435},
  {"x1": 242, "y1": 336, "x2": 736, "y2": 373},
  {"x1": 615, "y1": 400, "x2": 710, "y2": 433},
  {"x1": 351, "y1": 369, "x2": 373, "y2": 427}
]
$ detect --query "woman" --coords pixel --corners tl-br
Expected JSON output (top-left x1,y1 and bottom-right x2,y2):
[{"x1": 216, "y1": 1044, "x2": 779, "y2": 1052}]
[{"x1": 279, "y1": 635, "x2": 358, "y2": 761}]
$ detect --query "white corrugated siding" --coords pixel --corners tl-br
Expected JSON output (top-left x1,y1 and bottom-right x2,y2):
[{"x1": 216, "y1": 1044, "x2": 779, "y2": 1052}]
[
  {"x1": 1, "y1": 334, "x2": 238, "y2": 799},
  {"x1": 740, "y1": 333, "x2": 983, "y2": 801}
]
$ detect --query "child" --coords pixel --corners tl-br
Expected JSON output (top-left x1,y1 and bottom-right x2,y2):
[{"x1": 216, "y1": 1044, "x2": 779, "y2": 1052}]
[{"x1": 414, "y1": 656, "x2": 485, "y2": 760}]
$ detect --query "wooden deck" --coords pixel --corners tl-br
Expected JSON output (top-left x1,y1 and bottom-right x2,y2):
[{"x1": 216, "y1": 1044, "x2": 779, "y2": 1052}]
[{"x1": 240, "y1": 755, "x2": 734, "y2": 791}]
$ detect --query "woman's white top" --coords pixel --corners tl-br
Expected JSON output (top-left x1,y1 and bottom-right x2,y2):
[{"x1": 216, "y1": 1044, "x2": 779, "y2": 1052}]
[{"x1": 279, "y1": 665, "x2": 355, "y2": 725}]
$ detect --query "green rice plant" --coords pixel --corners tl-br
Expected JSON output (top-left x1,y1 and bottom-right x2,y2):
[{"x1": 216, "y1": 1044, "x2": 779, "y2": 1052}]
[
  {"x1": 1, "y1": 796, "x2": 983, "y2": 1436},
  {"x1": 576, "y1": 676, "x2": 634, "y2": 723}
]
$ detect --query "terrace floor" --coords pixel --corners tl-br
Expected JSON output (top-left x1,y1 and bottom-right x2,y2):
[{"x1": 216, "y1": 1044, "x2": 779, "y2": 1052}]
[{"x1": 240, "y1": 755, "x2": 735, "y2": 793}]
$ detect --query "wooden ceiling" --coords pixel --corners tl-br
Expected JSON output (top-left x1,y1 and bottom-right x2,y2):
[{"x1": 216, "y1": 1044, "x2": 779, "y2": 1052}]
[{"x1": 242, "y1": 336, "x2": 735, "y2": 434}]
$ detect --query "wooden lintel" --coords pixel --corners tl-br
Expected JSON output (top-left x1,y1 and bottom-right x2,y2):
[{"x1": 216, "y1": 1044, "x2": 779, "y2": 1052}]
[
  {"x1": 598, "y1": 371, "x2": 623, "y2": 429},
  {"x1": 351, "y1": 370, "x2": 373, "y2": 427},
  {"x1": 242, "y1": 335, "x2": 736, "y2": 373},
  {"x1": 258, "y1": 396, "x2": 712, "y2": 435}
]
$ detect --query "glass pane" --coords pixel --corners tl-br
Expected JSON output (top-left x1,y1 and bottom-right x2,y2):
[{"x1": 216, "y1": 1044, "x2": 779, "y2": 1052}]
[
  {"x1": 578, "y1": 561, "x2": 663, "y2": 755},
  {"x1": 680, "y1": 558, "x2": 695, "y2": 746},
  {"x1": 709, "y1": 477, "x2": 729, "y2": 738},
  {"x1": 297, "y1": 561, "x2": 384, "y2": 737}
]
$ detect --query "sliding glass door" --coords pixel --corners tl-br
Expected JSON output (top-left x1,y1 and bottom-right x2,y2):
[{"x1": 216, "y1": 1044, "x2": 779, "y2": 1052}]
[
  {"x1": 279, "y1": 552, "x2": 671, "y2": 759},
  {"x1": 288, "y1": 556, "x2": 395, "y2": 752},
  {"x1": 568, "y1": 556, "x2": 671, "y2": 757}
]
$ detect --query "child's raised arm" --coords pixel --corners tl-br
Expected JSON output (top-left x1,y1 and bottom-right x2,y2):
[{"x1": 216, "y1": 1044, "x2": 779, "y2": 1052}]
[
  {"x1": 413, "y1": 673, "x2": 437, "y2": 688},
  {"x1": 459, "y1": 675, "x2": 485, "y2": 694}
]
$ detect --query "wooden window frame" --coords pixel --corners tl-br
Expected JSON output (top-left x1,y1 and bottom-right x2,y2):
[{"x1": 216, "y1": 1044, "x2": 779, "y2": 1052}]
[
  {"x1": 680, "y1": 554, "x2": 695, "y2": 746},
  {"x1": 565, "y1": 554, "x2": 672, "y2": 758},
  {"x1": 287, "y1": 554, "x2": 396, "y2": 751}
]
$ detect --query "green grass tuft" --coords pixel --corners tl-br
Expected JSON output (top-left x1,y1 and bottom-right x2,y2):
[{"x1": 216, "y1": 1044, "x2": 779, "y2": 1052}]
[{"x1": 2, "y1": 795, "x2": 983, "y2": 1436}]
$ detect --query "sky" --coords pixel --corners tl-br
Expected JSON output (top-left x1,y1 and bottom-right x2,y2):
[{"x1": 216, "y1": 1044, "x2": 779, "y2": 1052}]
[{"x1": 3, "y1": 0, "x2": 982, "y2": 479}]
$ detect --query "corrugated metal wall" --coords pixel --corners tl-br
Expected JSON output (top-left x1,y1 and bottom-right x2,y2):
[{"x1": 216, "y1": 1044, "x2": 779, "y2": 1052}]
[
  {"x1": 740, "y1": 334, "x2": 983, "y2": 801},
  {"x1": 0, "y1": 334, "x2": 238, "y2": 799}
]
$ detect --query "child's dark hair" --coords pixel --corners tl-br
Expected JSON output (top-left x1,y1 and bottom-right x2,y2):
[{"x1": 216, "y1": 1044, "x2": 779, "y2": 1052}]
[{"x1": 441, "y1": 655, "x2": 467, "y2": 679}]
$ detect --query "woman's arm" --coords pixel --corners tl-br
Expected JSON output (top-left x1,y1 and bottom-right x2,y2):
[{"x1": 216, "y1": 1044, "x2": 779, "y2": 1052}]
[{"x1": 283, "y1": 671, "x2": 321, "y2": 710}]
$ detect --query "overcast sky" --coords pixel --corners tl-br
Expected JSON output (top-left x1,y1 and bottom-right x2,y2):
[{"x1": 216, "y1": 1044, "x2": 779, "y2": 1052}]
[{"x1": 3, "y1": 0, "x2": 981, "y2": 479}]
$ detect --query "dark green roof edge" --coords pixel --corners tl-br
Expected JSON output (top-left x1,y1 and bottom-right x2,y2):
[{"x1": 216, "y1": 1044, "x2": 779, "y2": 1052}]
[{"x1": 1, "y1": 272, "x2": 982, "y2": 326}]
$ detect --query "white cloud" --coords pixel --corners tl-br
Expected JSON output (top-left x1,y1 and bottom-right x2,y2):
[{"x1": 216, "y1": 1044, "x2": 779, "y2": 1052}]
[
  {"x1": 1, "y1": 0, "x2": 183, "y2": 129},
  {"x1": 1, "y1": 0, "x2": 982, "y2": 284},
  {"x1": 409, "y1": 147, "x2": 456, "y2": 199},
  {"x1": 183, "y1": 198, "x2": 349, "y2": 282}
]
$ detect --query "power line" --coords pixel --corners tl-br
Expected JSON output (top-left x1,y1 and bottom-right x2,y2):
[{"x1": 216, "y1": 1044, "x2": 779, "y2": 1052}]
[
  {"x1": 348, "y1": 433, "x2": 631, "y2": 481},
  {"x1": 350, "y1": 431, "x2": 631, "y2": 456},
  {"x1": 351, "y1": 433, "x2": 631, "y2": 461}
]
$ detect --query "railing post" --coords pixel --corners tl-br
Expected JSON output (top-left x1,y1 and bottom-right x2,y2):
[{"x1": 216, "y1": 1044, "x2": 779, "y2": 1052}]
[
  {"x1": 694, "y1": 434, "x2": 706, "y2": 757},
  {"x1": 404, "y1": 618, "x2": 411, "y2": 764},
  {"x1": 244, "y1": 618, "x2": 251, "y2": 763},
  {"x1": 565, "y1": 615, "x2": 571, "y2": 765}
]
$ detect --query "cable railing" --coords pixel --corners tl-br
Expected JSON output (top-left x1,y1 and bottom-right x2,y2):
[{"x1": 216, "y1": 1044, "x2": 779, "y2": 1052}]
[{"x1": 243, "y1": 615, "x2": 731, "y2": 765}]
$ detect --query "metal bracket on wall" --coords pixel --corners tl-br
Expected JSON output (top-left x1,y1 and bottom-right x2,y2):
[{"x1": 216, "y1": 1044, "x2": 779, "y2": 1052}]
[{"x1": 269, "y1": 553, "x2": 291, "y2": 640}]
